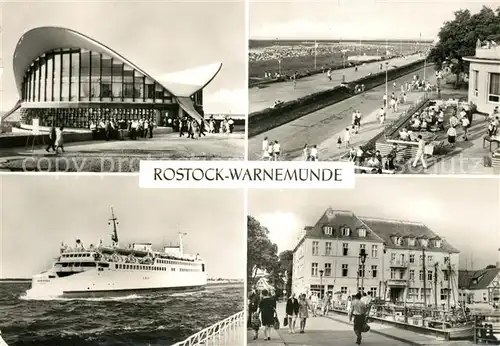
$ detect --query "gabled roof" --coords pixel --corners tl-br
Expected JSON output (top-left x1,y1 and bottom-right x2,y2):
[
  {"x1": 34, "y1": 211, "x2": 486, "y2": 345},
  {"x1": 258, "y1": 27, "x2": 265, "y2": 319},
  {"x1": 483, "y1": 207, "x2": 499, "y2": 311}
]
[
  {"x1": 12, "y1": 26, "x2": 222, "y2": 99},
  {"x1": 293, "y1": 208, "x2": 384, "y2": 252},
  {"x1": 459, "y1": 268, "x2": 500, "y2": 290},
  {"x1": 359, "y1": 217, "x2": 459, "y2": 253}
]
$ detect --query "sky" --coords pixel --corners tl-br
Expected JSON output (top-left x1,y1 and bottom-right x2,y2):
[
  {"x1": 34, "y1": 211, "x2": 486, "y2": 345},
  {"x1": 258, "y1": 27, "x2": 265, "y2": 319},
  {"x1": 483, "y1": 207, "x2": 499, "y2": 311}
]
[
  {"x1": 0, "y1": 0, "x2": 246, "y2": 114},
  {"x1": 249, "y1": 177, "x2": 500, "y2": 271},
  {"x1": 250, "y1": 0, "x2": 500, "y2": 40},
  {"x1": 0, "y1": 175, "x2": 245, "y2": 279}
]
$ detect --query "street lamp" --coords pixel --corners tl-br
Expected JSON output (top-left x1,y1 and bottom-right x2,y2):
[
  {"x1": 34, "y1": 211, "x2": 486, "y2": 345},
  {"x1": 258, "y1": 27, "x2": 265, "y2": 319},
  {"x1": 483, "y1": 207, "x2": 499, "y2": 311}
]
[
  {"x1": 385, "y1": 62, "x2": 389, "y2": 112},
  {"x1": 319, "y1": 270, "x2": 324, "y2": 299},
  {"x1": 359, "y1": 248, "x2": 367, "y2": 293}
]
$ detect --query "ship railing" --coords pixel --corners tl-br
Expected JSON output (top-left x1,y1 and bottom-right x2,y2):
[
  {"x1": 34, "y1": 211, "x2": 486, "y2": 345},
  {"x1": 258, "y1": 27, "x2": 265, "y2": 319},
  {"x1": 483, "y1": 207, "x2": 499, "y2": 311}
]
[
  {"x1": 171, "y1": 310, "x2": 245, "y2": 346},
  {"x1": 473, "y1": 313, "x2": 500, "y2": 344}
]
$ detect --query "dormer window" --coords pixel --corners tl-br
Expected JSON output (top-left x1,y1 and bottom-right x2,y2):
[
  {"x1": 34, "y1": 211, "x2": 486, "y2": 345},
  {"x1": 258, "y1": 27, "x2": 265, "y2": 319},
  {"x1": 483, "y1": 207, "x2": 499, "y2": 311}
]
[
  {"x1": 323, "y1": 226, "x2": 333, "y2": 235},
  {"x1": 434, "y1": 239, "x2": 442, "y2": 248},
  {"x1": 341, "y1": 227, "x2": 351, "y2": 236},
  {"x1": 407, "y1": 238, "x2": 415, "y2": 246},
  {"x1": 392, "y1": 236, "x2": 402, "y2": 246},
  {"x1": 420, "y1": 239, "x2": 428, "y2": 247},
  {"x1": 357, "y1": 229, "x2": 366, "y2": 237}
]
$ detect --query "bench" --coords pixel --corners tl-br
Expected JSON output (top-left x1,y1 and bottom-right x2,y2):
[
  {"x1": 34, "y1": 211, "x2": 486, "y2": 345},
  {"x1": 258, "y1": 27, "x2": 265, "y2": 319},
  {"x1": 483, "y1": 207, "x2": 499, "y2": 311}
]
[
  {"x1": 376, "y1": 142, "x2": 419, "y2": 162},
  {"x1": 483, "y1": 135, "x2": 500, "y2": 152}
]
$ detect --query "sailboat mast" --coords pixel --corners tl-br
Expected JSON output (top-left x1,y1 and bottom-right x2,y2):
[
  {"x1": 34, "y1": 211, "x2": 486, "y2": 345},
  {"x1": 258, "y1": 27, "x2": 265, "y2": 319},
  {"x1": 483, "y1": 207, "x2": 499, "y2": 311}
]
[
  {"x1": 434, "y1": 261, "x2": 438, "y2": 307},
  {"x1": 110, "y1": 207, "x2": 119, "y2": 244},
  {"x1": 422, "y1": 248, "x2": 427, "y2": 307},
  {"x1": 447, "y1": 255, "x2": 451, "y2": 310}
]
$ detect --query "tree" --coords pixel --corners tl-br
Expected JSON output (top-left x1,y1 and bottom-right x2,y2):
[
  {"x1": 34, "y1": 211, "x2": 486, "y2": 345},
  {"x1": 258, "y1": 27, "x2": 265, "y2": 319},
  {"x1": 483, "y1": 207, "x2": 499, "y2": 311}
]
[
  {"x1": 429, "y1": 6, "x2": 500, "y2": 87},
  {"x1": 247, "y1": 215, "x2": 279, "y2": 289},
  {"x1": 485, "y1": 264, "x2": 497, "y2": 269},
  {"x1": 278, "y1": 250, "x2": 294, "y2": 297}
]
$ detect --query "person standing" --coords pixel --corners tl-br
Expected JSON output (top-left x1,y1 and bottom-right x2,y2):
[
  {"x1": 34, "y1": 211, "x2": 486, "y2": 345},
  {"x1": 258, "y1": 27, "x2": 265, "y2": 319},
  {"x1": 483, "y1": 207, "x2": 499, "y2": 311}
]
[
  {"x1": 461, "y1": 115, "x2": 470, "y2": 141},
  {"x1": 310, "y1": 145, "x2": 318, "y2": 161},
  {"x1": 286, "y1": 293, "x2": 299, "y2": 334},
  {"x1": 258, "y1": 289, "x2": 277, "y2": 341},
  {"x1": 344, "y1": 128, "x2": 351, "y2": 148},
  {"x1": 348, "y1": 293, "x2": 367, "y2": 345},
  {"x1": 54, "y1": 126, "x2": 65, "y2": 154},
  {"x1": 447, "y1": 126, "x2": 457, "y2": 148},
  {"x1": 262, "y1": 137, "x2": 269, "y2": 160},
  {"x1": 310, "y1": 293, "x2": 319, "y2": 317},
  {"x1": 46, "y1": 124, "x2": 57, "y2": 152},
  {"x1": 298, "y1": 294, "x2": 311, "y2": 333},
  {"x1": 412, "y1": 135, "x2": 427, "y2": 170},
  {"x1": 273, "y1": 140, "x2": 281, "y2": 161},
  {"x1": 302, "y1": 144, "x2": 309, "y2": 161}
]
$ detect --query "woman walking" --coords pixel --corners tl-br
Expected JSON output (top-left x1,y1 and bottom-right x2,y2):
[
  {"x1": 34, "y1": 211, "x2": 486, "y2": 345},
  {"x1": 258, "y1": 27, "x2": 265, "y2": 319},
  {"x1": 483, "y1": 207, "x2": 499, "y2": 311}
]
[
  {"x1": 285, "y1": 293, "x2": 299, "y2": 333},
  {"x1": 298, "y1": 294, "x2": 311, "y2": 333},
  {"x1": 55, "y1": 126, "x2": 65, "y2": 154},
  {"x1": 258, "y1": 289, "x2": 276, "y2": 341}
]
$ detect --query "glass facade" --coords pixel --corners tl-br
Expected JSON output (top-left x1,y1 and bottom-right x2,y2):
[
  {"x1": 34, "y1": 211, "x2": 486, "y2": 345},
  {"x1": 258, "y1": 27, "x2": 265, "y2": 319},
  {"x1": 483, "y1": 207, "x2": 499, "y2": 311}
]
[
  {"x1": 22, "y1": 48, "x2": 173, "y2": 104},
  {"x1": 20, "y1": 106, "x2": 171, "y2": 129}
]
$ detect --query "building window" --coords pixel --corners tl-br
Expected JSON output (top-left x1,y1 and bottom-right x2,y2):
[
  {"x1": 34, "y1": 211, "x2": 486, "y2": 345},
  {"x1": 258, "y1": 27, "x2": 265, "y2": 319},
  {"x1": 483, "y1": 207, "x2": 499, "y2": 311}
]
[
  {"x1": 444, "y1": 271, "x2": 449, "y2": 281},
  {"x1": 427, "y1": 256, "x2": 433, "y2": 264},
  {"x1": 489, "y1": 73, "x2": 500, "y2": 103},
  {"x1": 341, "y1": 286, "x2": 348, "y2": 294},
  {"x1": 311, "y1": 263, "x2": 318, "y2": 276},
  {"x1": 369, "y1": 287, "x2": 377, "y2": 297},
  {"x1": 325, "y1": 242, "x2": 332, "y2": 256},
  {"x1": 358, "y1": 228, "x2": 366, "y2": 237},
  {"x1": 341, "y1": 227, "x2": 351, "y2": 236},
  {"x1": 342, "y1": 264, "x2": 348, "y2": 277},
  {"x1": 390, "y1": 269, "x2": 397, "y2": 279},
  {"x1": 391, "y1": 253, "x2": 396, "y2": 262},
  {"x1": 371, "y1": 245, "x2": 378, "y2": 258},
  {"x1": 440, "y1": 288, "x2": 448, "y2": 301},
  {"x1": 325, "y1": 263, "x2": 332, "y2": 276},
  {"x1": 342, "y1": 243, "x2": 349, "y2": 256},
  {"x1": 358, "y1": 265, "x2": 365, "y2": 278},
  {"x1": 434, "y1": 240, "x2": 442, "y2": 248},
  {"x1": 371, "y1": 265, "x2": 377, "y2": 278},
  {"x1": 408, "y1": 238, "x2": 415, "y2": 246},
  {"x1": 472, "y1": 70, "x2": 479, "y2": 96},
  {"x1": 409, "y1": 270, "x2": 415, "y2": 281},
  {"x1": 427, "y1": 270, "x2": 433, "y2": 281},
  {"x1": 419, "y1": 270, "x2": 424, "y2": 281},
  {"x1": 323, "y1": 225, "x2": 333, "y2": 235},
  {"x1": 444, "y1": 257, "x2": 450, "y2": 264},
  {"x1": 420, "y1": 239, "x2": 428, "y2": 247},
  {"x1": 312, "y1": 241, "x2": 319, "y2": 255},
  {"x1": 409, "y1": 254, "x2": 415, "y2": 263},
  {"x1": 359, "y1": 244, "x2": 366, "y2": 254}
]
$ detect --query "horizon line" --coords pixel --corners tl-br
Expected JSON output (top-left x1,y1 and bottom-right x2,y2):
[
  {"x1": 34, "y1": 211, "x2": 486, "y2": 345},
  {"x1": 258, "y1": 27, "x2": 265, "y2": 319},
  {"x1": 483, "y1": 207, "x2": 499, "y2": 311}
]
[{"x1": 250, "y1": 37, "x2": 435, "y2": 42}]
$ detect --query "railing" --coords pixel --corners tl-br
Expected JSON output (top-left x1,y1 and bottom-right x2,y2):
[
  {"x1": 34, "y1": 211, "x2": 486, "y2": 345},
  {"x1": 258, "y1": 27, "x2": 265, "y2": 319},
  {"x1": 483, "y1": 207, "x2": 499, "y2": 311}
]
[
  {"x1": 389, "y1": 260, "x2": 409, "y2": 267},
  {"x1": 172, "y1": 310, "x2": 245, "y2": 346},
  {"x1": 473, "y1": 313, "x2": 500, "y2": 344}
]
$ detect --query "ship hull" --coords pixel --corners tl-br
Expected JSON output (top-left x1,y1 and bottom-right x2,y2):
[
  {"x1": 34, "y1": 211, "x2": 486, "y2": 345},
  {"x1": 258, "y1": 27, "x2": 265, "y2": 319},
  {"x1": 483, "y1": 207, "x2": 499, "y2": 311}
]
[
  {"x1": 62, "y1": 285, "x2": 206, "y2": 298},
  {"x1": 27, "y1": 265, "x2": 207, "y2": 298}
]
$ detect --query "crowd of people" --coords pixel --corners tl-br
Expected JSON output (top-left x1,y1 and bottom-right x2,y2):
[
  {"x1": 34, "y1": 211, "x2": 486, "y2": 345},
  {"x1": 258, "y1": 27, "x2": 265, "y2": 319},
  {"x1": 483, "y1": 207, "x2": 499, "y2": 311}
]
[
  {"x1": 88, "y1": 118, "x2": 156, "y2": 141},
  {"x1": 248, "y1": 288, "x2": 373, "y2": 345},
  {"x1": 249, "y1": 43, "x2": 394, "y2": 63}
]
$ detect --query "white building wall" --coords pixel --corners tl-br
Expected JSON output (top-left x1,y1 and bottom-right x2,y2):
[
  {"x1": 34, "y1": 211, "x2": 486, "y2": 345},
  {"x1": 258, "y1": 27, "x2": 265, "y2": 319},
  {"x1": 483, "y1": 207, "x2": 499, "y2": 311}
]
[{"x1": 468, "y1": 61, "x2": 500, "y2": 114}]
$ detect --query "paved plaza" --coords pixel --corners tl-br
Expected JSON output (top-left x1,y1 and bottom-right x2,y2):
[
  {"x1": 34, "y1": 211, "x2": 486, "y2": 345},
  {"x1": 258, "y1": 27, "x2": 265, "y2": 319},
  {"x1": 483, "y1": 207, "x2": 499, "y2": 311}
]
[
  {"x1": 248, "y1": 302, "x2": 474, "y2": 346},
  {"x1": 248, "y1": 65, "x2": 496, "y2": 174},
  {"x1": 249, "y1": 54, "x2": 424, "y2": 114},
  {"x1": 0, "y1": 131, "x2": 245, "y2": 172}
]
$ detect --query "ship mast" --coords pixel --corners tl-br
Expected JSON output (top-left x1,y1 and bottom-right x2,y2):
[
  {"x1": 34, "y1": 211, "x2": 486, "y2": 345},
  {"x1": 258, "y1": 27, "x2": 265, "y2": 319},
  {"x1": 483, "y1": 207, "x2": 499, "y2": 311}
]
[{"x1": 109, "y1": 207, "x2": 119, "y2": 245}]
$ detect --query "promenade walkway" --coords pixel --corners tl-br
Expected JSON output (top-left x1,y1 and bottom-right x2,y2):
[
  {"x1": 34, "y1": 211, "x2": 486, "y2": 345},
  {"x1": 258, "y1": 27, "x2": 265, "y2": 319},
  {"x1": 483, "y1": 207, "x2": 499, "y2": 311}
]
[
  {"x1": 247, "y1": 303, "x2": 474, "y2": 346},
  {"x1": 0, "y1": 131, "x2": 245, "y2": 171},
  {"x1": 248, "y1": 65, "x2": 436, "y2": 161},
  {"x1": 249, "y1": 54, "x2": 423, "y2": 114}
]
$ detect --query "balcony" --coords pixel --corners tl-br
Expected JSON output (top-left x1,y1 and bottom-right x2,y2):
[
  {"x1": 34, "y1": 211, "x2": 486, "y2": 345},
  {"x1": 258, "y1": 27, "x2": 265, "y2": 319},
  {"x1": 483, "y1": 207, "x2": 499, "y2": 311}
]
[
  {"x1": 440, "y1": 263, "x2": 456, "y2": 271},
  {"x1": 386, "y1": 279, "x2": 408, "y2": 287},
  {"x1": 389, "y1": 259, "x2": 408, "y2": 268}
]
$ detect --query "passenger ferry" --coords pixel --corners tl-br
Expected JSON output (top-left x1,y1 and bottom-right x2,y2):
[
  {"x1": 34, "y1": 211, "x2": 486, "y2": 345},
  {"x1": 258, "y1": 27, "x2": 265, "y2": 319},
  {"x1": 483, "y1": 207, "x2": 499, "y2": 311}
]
[{"x1": 26, "y1": 208, "x2": 207, "y2": 298}]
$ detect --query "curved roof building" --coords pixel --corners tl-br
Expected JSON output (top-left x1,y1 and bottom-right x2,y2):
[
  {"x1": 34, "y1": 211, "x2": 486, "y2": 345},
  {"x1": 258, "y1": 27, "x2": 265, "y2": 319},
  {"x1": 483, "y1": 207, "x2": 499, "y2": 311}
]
[{"x1": 3, "y1": 26, "x2": 222, "y2": 129}]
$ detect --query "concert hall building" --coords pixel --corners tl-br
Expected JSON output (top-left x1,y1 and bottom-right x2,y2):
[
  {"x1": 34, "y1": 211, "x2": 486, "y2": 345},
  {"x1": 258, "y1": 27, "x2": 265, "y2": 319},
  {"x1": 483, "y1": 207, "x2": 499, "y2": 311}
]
[{"x1": 3, "y1": 26, "x2": 222, "y2": 129}]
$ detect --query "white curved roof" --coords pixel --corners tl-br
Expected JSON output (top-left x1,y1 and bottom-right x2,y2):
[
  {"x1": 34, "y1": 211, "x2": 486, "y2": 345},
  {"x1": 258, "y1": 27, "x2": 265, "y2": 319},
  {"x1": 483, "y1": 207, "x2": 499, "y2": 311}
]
[{"x1": 12, "y1": 26, "x2": 222, "y2": 98}]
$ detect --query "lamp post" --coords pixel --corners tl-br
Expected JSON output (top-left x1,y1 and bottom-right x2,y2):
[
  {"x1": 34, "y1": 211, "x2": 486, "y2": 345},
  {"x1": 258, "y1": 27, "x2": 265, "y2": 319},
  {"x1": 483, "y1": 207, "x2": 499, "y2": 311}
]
[
  {"x1": 319, "y1": 270, "x2": 324, "y2": 299},
  {"x1": 385, "y1": 62, "x2": 389, "y2": 112},
  {"x1": 380, "y1": 244, "x2": 387, "y2": 300},
  {"x1": 359, "y1": 248, "x2": 367, "y2": 293}
]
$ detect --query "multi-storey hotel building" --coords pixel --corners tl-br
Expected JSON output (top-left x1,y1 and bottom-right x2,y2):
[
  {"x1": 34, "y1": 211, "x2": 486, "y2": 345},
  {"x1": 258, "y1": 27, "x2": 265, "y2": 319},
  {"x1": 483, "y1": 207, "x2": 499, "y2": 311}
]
[{"x1": 292, "y1": 208, "x2": 460, "y2": 306}]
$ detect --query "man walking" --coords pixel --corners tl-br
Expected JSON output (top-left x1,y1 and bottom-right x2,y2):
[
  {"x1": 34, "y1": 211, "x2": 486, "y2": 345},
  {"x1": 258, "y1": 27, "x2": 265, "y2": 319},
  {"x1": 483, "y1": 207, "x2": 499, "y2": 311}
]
[
  {"x1": 348, "y1": 293, "x2": 367, "y2": 345},
  {"x1": 412, "y1": 135, "x2": 427, "y2": 170},
  {"x1": 46, "y1": 124, "x2": 56, "y2": 152}
]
